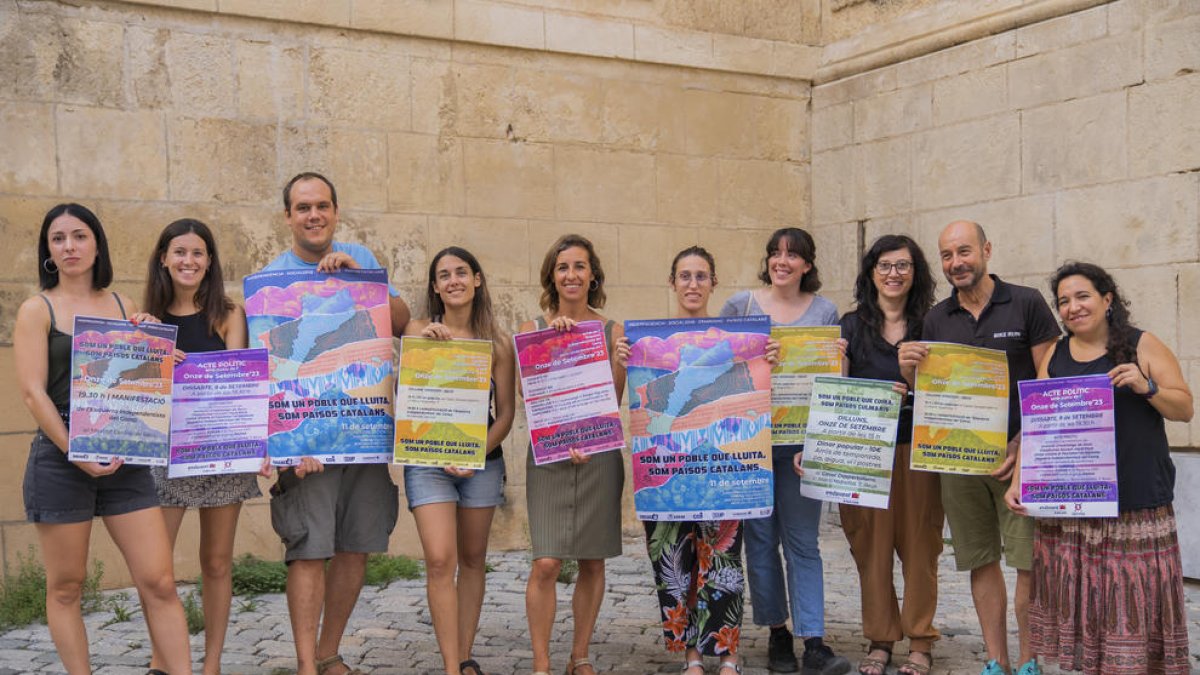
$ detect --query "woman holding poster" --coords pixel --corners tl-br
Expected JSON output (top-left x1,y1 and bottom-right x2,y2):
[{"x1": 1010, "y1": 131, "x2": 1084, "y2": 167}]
[
  {"x1": 403, "y1": 247, "x2": 516, "y2": 675},
  {"x1": 1005, "y1": 262, "x2": 1193, "y2": 675},
  {"x1": 837, "y1": 235, "x2": 940, "y2": 675},
  {"x1": 718, "y1": 227, "x2": 849, "y2": 675},
  {"x1": 143, "y1": 218, "x2": 260, "y2": 675},
  {"x1": 624, "y1": 246, "x2": 748, "y2": 674},
  {"x1": 13, "y1": 204, "x2": 192, "y2": 674},
  {"x1": 523, "y1": 235, "x2": 625, "y2": 675}
]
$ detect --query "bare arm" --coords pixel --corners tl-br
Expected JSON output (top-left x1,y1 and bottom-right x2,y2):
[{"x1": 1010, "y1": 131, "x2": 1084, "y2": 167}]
[
  {"x1": 390, "y1": 295, "x2": 411, "y2": 338},
  {"x1": 487, "y1": 337, "x2": 517, "y2": 453},
  {"x1": 14, "y1": 298, "x2": 68, "y2": 451},
  {"x1": 1030, "y1": 339, "x2": 1056, "y2": 377},
  {"x1": 222, "y1": 304, "x2": 248, "y2": 350},
  {"x1": 1134, "y1": 332, "x2": 1193, "y2": 422}
]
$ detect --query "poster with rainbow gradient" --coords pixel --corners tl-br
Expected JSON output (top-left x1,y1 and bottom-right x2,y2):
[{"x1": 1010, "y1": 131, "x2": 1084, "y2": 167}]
[
  {"x1": 244, "y1": 269, "x2": 394, "y2": 465},
  {"x1": 394, "y1": 337, "x2": 492, "y2": 469},
  {"x1": 771, "y1": 326, "x2": 843, "y2": 445},
  {"x1": 626, "y1": 316, "x2": 773, "y2": 521},
  {"x1": 515, "y1": 321, "x2": 624, "y2": 465},
  {"x1": 911, "y1": 342, "x2": 1009, "y2": 475},
  {"x1": 68, "y1": 316, "x2": 177, "y2": 465}
]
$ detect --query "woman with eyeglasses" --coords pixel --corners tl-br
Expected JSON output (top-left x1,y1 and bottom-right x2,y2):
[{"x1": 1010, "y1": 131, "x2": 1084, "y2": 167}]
[{"x1": 837, "y1": 235, "x2": 941, "y2": 675}]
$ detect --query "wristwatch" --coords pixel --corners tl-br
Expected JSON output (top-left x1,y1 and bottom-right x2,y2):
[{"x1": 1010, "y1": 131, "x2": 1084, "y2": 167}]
[{"x1": 1141, "y1": 376, "x2": 1159, "y2": 399}]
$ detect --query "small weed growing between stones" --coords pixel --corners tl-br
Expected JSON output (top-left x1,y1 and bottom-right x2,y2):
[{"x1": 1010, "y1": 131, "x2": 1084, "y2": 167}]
[
  {"x1": 557, "y1": 560, "x2": 578, "y2": 584},
  {"x1": 0, "y1": 547, "x2": 103, "y2": 630},
  {"x1": 99, "y1": 592, "x2": 139, "y2": 628},
  {"x1": 182, "y1": 590, "x2": 205, "y2": 634},
  {"x1": 237, "y1": 596, "x2": 260, "y2": 613}
]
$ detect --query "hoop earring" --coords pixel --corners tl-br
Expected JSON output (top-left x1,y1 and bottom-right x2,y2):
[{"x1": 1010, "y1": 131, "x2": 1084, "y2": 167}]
[
  {"x1": 42, "y1": 258, "x2": 58, "y2": 274},
  {"x1": 589, "y1": 279, "x2": 600, "y2": 291}
]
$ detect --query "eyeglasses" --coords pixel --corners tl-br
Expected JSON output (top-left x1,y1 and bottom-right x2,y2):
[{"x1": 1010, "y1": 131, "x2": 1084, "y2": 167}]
[
  {"x1": 675, "y1": 272, "x2": 712, "y2": 285},
  {"x1": 875, "y1": 261, "x2": 913, "y2": 275}
]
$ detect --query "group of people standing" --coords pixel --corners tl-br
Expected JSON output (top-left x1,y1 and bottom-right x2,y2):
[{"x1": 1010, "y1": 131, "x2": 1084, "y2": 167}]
[{"x1": 14, "y1": 171, "x2": 1193, "y2": 675}]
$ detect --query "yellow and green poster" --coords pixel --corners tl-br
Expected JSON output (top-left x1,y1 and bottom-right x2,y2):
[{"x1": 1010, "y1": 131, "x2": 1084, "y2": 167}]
[
  {"x1": 770, "y1": 326, "x2": 843, "y2": 445},
  {"x1": 394, "y1": 337, "x2": 492, "y2": 469},
  {"x1": 911, "y1": 342, "x2": 1009, "y2": 475}
]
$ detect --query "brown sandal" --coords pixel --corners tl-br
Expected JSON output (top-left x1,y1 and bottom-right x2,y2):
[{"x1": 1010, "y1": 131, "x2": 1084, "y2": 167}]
[
  {"x1": 898, "y1": 651, "x2": 932, "y2": 675},
  {"x1": 315, "y1": 654, "x2": 366, "y2": 675},
  {"x1": 858, "y1": 643, "x2": 892, "y2": 675}
]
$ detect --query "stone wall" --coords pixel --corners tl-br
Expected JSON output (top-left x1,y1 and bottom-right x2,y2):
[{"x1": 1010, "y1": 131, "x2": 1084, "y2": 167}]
[
  {"x1": 0, "y1": 0, "x2": 810, "y2": 587},
  {"x1": 810, "y1": 0, "x2": 1200, "y2": 570}
]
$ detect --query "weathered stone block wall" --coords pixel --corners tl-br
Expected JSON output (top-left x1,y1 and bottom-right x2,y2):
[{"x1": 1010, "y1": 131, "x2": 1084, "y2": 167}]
[
  {"x1": 810, "y1": 0, "x2": 1200, "y2": 569},
  {"x1": 0, "y1": 0, "x2": 810, "y2": 587}
]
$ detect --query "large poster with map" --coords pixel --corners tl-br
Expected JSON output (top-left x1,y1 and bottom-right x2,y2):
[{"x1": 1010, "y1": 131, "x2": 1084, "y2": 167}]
[
  {"x1": 244, "y1": 269, "x2": 394, "y2": 465},
  {"x1": 68, "y1": 316, "x2": 178, "y2": 465},
  {"x1": 626, "y1": 316, "x2": 774, "y2": 521}
]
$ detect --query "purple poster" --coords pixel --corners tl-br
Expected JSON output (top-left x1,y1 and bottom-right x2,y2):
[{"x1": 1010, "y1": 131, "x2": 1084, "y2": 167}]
[
  {"x1": 1018, "y1": 375, "x2": 1117, "y2": 518},
  {"x1": 169, "y1": 348, "x2": 270, "y2": 478}
]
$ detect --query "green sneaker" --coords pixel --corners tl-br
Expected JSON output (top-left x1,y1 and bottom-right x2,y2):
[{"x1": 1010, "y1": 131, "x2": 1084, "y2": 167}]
[
  {"x1": 1013, "y1": 660, "x2": 1042, "y2": 675},
  {"x1": 979, "y1": 660, "x2": 1006, "y2": 675}
]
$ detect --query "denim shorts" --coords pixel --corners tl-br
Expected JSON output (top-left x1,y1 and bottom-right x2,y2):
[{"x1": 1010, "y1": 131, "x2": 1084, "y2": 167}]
[
  {"x1": 269, "y1": 463, "x2": 399, "y2": 562},
  {"x1": 403, "y1": 455, "x2": 507, "y2": 510},
  {"x1": 23, "y1": 431, "x2": 160, "y2": 524}
]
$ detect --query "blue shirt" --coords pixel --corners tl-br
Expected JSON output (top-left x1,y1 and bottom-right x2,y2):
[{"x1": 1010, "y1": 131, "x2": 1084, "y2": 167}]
[{"x1": 263, "y1": 241, "x2": 399, "y2": 297}]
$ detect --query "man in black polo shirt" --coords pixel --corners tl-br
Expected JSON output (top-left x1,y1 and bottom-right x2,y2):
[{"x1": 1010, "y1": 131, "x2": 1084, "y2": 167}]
[{"x1": 898, "y1": 220, "x2": 1059, "y2": 675}]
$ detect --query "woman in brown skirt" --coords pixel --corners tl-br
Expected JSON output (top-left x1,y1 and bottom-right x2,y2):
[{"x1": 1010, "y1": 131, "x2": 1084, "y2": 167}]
[
  {"x1": 1006, "y1": 261, "x2": 1193, "y2": 675},
  {"x1": 522, "y1": 234, "x2": 626, "y2": 675}
]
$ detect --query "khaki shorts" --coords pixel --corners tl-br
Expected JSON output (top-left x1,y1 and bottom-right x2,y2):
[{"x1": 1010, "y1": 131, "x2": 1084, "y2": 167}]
[
  {"x1": 940, "y1": 473, "x2": 1033, "y2": 571},
  {"x1": 270, "y1": 464, "x2": 399, "y2": 562}
]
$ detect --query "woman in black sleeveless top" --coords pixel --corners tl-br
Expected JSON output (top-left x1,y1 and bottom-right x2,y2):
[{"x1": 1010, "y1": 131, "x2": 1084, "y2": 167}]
[
  {"x1": 142, "y1": 218, "x2": 257, "y2": 675},
  {"x1": 1005, "y1": 262, "x2": 1193, "y2": 675},
  {"x1": 13, "y1": 204, "x2": 192, "y2": 674}
]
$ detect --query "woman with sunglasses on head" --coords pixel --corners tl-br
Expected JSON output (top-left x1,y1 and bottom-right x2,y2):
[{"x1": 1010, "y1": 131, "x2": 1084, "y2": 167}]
[
  {"x1": 403, "y1": 246, "x2": 516, "y2": 675},
  {"x1": 836, "y1": 235, "x2": 941, "y2": 675},
  {"x1": 718, "y1": 227, "x2": 848, "y2": 675},
  {"x1": 143, "y1": 218, "x2": 260, "y2": 675},
  {"x1": 14, "y1": 204, "x2": 192, "y2": 675},
  {"x1": 1005, "y1": 262, "x2": 1192, "y2": 675},
  {"x1": 523, "y1": 234, "x2": 625, "y2": 675}
]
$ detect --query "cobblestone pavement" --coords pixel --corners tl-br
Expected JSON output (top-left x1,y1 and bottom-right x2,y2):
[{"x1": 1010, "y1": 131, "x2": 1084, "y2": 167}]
[{"x1": 3, "y1": 519, "x2": 1199, "y2": 674}]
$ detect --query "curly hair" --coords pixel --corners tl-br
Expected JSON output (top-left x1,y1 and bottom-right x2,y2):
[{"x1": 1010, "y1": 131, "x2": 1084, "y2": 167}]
[{"x1": 1050, "y1": 261, "x2": 1138, "y2": 364}]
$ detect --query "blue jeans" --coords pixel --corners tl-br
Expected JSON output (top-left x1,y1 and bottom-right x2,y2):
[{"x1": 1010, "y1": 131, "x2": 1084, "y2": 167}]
[{"x1": 744, "y1": 444, "x2": 825, "y2": 637}]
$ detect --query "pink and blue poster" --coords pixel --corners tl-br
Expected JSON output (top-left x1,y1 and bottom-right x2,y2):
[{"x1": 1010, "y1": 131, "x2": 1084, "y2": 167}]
[
  {"x1": 68, "y1": 316, "x2": 177, "y2": 465},
  {"x1": 514, "y1": 321, "x2": 624, "y2": 465},
  {"x1": 169, "y1": 348, "x2": 270, "y2": 477},
  {"x1": 626, "y1": 316, "x2": 773, "y2": 521},
  {"x1": 244, "y1": 269, "x2": 394, "y2": 465},
  {"x1": 1018, "y1": 374, "x2": 1118, "y2": 517}
]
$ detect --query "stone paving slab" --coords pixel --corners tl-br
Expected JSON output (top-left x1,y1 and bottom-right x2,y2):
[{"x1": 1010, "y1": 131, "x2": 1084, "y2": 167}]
[{"x1": 4, "y1": 520, "x2": 1199, "y2": 674}]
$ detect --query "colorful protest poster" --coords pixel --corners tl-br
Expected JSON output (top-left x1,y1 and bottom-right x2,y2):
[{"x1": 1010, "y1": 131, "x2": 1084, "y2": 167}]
[
  {"x1": 394, "y1": 337, "x2": 492, "y2": 469},
  {"x1": 68, "y1": 316, "x2": 177, "y2": 465},
  {"x1": 168, "y1": 348, "x2": 270, "y2": 478},
  {"x1": 911, "y1": 342, "x2": 1009, "y2": 475},
  {"x1": 627, "y1": 316, "x2": 774, "y2": 521},
  {"x1": 771, "y1": 326, "x2": 843, "y2": 445},
  {"x1": 1018, "y1": 375, "x2": 1118, "y2": 517},
  {"x1": 514, "y1": 321, "x2": 624, "y2": 465},
  {"x1": 799, "y1": 376, "x2": 902, "y2": 509},
  {"x1": 244, "y1": 268, "x2": 394, "y2": 465}
]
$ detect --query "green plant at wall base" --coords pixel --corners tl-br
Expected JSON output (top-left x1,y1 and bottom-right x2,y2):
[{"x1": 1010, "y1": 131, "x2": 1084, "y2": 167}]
[
  {"x1": 364, "y1": 554, "x2": 422, "y2": 587},
  {"x1": 0, "y1": 547, "x2": 103, "y2": 631},
  {"x1": 557, "y1": 559, "x2": 578, "y2": 585},
  {"x1": 182, "y1": 590, "x2": 205, "y2": 634},
  {"x1": 230, "y1": 554, "x2": 288, "y2": 596}
]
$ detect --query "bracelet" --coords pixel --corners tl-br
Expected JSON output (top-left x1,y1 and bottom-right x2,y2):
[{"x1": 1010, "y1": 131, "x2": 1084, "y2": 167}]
[{"x1": 1141, "y1": 376, "x2": 1159, "y2": 399}]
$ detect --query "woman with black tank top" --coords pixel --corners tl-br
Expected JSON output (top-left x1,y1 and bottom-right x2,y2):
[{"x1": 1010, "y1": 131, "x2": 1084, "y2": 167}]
[
  {"x1": 14, "y1": 204, "x2": 192, "y2": 674},
  {"x1": 142, "y1": 218, "x2": 259, "y2": 675},
  {"x1": 522, "y1": 235, "x2": 626, "y2": 675},
  {"x1": 1004, "y1": 262, "x2": 1193, "y2": 675},
  {"x1": 402, "y1": 246, "x2": 516, "y2": 675}
]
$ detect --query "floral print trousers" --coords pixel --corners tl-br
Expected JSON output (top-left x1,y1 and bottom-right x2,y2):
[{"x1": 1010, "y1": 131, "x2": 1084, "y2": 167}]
[{"x1": 644, "y1": 519, "x2": 745, "y2": 656}]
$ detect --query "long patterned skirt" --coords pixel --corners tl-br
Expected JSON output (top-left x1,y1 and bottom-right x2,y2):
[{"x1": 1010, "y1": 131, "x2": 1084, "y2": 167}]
[
  {"x1": 1030, "y1": 505, "x2": 1190, "y2": 674},
  {"x1": 644, "y1": 520, "x2": 744, "y2": 656}
]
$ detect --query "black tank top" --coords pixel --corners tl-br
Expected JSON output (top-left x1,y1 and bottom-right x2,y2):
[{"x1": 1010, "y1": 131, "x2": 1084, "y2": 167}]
[
  {"x1": 1047, "y1": 331, "x2": 1174, "y2": 512},
  {"x1": 164, "y1": 311, "x2": 226, "y2": 353},
  {"x1": 41, "y1": 293, "x2": 127, "y2": 410}
]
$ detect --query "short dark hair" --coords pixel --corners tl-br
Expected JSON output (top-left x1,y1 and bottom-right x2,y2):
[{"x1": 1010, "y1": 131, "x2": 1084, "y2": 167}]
[
  {"x1": 38, "y1": 203, "x2": 113, "y2": 290},
  {"x1": 758, "y1": 227, "x2": 821, "y2": 293},
  {"x1": 670, "y1": 246, "x2": 717, "y2": 282},
  {"x1": 283, "y1": 172, "x2": 338, "y2": 213},
  {"x1": 538, "y1": 234, "x2": 607, "y2": 311}
]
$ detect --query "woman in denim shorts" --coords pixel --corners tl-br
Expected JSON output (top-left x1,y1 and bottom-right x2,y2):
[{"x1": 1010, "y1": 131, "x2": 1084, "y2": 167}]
[
  {"x1": 14, "y1": 204, "x2": 192, "y2": 674},
  {"x1": 402, "y1": 246, "x2": 515, "y2": 675}
]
